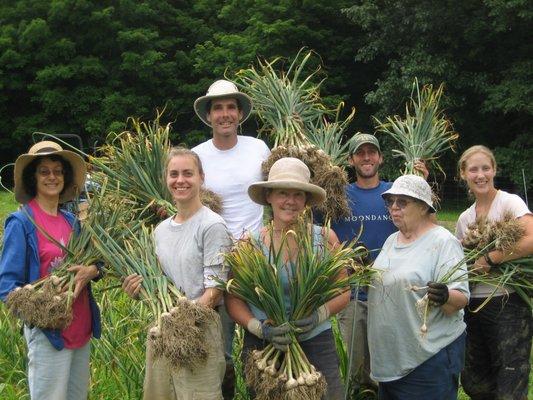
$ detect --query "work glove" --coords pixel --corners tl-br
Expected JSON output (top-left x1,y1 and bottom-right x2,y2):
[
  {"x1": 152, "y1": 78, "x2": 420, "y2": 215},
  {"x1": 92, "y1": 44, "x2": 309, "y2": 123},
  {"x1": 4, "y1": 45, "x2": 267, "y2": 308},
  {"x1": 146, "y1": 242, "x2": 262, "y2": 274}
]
[
  {"x1": 293, "y1": 305, "x2": 330, "y2": 340},
  {"x1": 246, "y1": 318, "x2": 292, "y2": 351},
  {"x1": 427, "y1": 281, "x2": 449, "y2": 306}
]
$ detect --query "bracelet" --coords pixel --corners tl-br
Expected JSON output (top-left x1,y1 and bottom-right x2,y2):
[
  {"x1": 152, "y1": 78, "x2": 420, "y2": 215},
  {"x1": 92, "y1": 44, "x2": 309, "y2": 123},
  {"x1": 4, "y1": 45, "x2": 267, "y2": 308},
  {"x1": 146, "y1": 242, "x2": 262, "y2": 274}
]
[{"x1": 484, "y1": 253, "x2": 498, "y2": 267}]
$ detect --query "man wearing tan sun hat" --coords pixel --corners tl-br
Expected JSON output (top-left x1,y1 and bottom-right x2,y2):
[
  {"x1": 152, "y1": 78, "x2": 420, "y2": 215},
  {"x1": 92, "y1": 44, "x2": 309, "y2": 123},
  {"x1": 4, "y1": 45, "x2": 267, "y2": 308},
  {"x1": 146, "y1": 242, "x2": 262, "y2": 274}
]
[{"x1": 192, "y1": 79, "x2": 270, "y2": 399}]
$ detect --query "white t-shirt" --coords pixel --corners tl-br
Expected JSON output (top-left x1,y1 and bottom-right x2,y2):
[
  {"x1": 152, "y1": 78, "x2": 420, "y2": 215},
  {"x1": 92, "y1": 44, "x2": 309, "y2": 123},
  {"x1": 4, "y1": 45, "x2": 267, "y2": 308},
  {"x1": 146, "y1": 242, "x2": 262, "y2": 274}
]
[
  {"x1": 368, "y1": 226, "x2": 468, "y2": 382},
  {"x1": 192, "y1": 136, "x2": 270, "y2": 238},
  {"x1": 455, "y1": 190, "x2": 531, "y2": 298},
  {"x1": 154, "y1": 206, "x2": 232, "y2": 301}
]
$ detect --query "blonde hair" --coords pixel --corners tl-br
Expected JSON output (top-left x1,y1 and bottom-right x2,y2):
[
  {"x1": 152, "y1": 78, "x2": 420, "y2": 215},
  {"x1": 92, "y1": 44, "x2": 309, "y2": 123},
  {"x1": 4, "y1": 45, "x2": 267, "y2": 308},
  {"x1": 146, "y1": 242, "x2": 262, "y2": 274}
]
[
  {"x1": 458, "y1": 145, "x2": 497, "y2": 180},
  {"x1": 163, "y1": 147, "x2": 204, "y2": 180}
]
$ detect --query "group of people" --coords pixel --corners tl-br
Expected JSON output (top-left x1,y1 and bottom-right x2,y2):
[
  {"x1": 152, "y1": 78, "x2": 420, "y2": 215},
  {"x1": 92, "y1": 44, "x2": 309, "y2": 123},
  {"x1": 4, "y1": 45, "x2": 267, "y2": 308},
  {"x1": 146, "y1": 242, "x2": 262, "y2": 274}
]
[{"x1": 0, "y1": 78, "x2": 531, "y2": 400}]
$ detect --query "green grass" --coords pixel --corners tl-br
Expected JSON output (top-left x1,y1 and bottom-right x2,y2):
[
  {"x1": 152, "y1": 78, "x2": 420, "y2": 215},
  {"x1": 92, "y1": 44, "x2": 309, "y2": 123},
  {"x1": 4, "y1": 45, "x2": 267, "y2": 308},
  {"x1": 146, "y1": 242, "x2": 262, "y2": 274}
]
[
  {"x1": 0, "y1": 191, "x2": 17, "y2": 239},
  {"x1": 0, "y1": 191, "x2": 17, "y2": 216}
]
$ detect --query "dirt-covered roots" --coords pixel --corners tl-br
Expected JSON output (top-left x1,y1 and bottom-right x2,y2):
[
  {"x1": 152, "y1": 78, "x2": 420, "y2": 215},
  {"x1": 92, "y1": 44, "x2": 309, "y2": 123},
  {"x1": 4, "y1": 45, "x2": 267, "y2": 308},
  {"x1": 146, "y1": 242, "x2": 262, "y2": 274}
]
[
  {"x1": 148, "y1": 299, "x2": 217, "y2": 371},
  {"x1": 5, "y1": 276, "x2": 73, "y2": 330},
  {"x1": 262, "y1": 145, "x2": 349, "y2": 221},
  {"x1": 244, "y1": 347, "x2": 328, "y2": 400},
  {"x1": 200, "y1": 188, "x2": 223, "y2": 215},
  {"x1": 463, "y1": 211, "x2": 524, "y2": 253}
]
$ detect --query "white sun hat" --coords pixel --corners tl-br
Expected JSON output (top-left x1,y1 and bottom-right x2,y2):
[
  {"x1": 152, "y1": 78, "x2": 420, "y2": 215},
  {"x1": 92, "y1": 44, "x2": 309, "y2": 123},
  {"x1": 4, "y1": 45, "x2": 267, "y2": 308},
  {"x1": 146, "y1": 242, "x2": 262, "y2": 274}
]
[
  {"x1": 194, "y1": 79, "x2": 253, "y2": 127},
  {"x1": 381, "y1": 174, "x2": 436, "y2": 213}
]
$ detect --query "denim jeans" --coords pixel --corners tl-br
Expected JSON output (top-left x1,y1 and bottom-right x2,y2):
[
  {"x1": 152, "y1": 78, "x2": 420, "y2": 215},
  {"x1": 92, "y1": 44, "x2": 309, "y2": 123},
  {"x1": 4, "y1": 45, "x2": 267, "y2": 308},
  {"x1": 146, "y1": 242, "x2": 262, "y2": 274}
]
[
  {"x1": 24, "y1": 326, "x2": 90, "y2": 400},
  {"x1": 462, "y1": 293, "x2": 532, "y2": 400},
  {"x1": 243, "y1": 328, "x2": 344, "y2": 400},
  {"x1": 378, "y1": 332, "x2": 466, "y2": 400}
]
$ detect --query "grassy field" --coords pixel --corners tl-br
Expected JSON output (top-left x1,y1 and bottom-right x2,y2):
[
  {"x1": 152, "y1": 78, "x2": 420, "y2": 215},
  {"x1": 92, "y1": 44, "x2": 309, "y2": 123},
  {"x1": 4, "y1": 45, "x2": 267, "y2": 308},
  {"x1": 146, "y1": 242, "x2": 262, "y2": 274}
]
[{"x1": 0, "y1": 191, "x2": 529, "y2": 399}]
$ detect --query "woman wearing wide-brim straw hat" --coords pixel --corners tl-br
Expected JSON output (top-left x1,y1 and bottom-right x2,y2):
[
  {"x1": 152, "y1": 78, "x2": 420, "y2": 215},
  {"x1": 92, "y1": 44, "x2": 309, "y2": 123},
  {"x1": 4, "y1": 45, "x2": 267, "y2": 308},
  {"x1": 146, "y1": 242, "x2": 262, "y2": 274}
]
[
  {"x1": 225, "y1": 157, "x2": 349, "y2": 400},
  {"x1": 0, "y1": 140, "x2": 102, "y2": 400},
  {"x1": 367, "y1": 174, "x2": 469, "y2": 400}
]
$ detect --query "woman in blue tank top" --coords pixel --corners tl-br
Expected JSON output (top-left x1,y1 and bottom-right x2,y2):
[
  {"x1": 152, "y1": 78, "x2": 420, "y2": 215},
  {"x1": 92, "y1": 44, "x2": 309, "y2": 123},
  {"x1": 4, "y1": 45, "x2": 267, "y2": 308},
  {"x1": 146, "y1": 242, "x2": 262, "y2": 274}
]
[{"x1": 225, "y1": 157, "x2": 350, "y2": 400}]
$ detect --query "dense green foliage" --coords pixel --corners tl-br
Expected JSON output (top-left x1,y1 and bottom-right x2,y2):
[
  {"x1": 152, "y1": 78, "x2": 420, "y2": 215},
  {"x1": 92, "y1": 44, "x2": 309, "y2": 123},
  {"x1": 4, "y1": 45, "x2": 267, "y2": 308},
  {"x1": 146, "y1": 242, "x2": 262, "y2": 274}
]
[
  {"x1": 342, "y1": 0, "x2": 533, "y2": 184},
  {"x1": 0, "y1": 0, "x2": 531, "y2": 187},
  {"x1": 0, "y1": 0, "x2": 366, "y2": 169}
]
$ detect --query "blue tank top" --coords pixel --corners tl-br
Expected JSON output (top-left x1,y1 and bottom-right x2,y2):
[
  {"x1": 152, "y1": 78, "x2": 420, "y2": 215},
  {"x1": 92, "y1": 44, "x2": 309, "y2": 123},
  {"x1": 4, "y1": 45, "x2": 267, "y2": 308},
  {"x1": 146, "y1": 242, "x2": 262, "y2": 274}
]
[{"x1": 248, "y1": 224, "x2": 331, "y2": 341}]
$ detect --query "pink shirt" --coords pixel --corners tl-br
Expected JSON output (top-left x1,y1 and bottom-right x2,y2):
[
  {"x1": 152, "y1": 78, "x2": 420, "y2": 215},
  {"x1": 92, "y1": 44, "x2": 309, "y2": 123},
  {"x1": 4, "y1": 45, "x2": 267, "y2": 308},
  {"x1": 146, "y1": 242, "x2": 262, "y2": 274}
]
[{"x1": 29, "y1": 200, "x2": 92, "y2": 349}]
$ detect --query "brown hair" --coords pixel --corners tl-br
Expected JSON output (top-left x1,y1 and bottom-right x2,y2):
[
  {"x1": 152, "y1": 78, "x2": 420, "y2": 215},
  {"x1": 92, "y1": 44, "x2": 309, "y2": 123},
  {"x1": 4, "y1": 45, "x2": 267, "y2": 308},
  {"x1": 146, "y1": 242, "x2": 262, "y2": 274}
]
[
  {"x1": 205, "y1": 97, "x2": 242, "y2": 113},
  {"x1": 163, "y1": 147, "x2": 204, "y2": 180},
  {"x1": 458, "y1": 145, "x2": 497, "y2": 180},
  {"x1": 22, "y1": 155, "x2": 74, "y2": 200}
]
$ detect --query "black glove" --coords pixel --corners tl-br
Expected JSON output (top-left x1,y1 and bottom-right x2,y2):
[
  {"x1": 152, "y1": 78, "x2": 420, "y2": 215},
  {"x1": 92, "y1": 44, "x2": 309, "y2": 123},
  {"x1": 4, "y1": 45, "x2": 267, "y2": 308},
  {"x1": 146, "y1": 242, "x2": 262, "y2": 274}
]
[{"x1": 427, "y1": 281, "x2": 449, "y2": 306}]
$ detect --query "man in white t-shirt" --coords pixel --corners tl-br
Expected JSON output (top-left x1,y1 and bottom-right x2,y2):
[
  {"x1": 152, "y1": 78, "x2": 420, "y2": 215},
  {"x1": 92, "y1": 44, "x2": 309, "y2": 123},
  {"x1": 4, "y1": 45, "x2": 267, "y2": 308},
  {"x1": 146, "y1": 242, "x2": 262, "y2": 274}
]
[
  {"x1": 192, "y1": 79, "x2": 270, "y2": 399},
  {"x1": 193, "y1": 79, "x2": 270, "y2": 239}
]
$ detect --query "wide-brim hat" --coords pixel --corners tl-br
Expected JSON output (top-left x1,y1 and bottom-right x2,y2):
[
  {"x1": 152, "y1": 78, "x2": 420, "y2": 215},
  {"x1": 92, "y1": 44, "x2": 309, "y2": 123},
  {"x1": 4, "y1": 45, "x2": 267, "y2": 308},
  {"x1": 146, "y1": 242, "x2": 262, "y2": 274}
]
[
  {"x1": 14, "y1": 140, "x2": 87, "y2": 204},
  {"x1": 194, "y1": 79, "x2": 253, "y2": 127},
  {"x1": 248, "y1": 157, "x2": 326, "y2": 207},
  {"x1": 381, "y1": 174, "x2": 436, "y2": 213}
]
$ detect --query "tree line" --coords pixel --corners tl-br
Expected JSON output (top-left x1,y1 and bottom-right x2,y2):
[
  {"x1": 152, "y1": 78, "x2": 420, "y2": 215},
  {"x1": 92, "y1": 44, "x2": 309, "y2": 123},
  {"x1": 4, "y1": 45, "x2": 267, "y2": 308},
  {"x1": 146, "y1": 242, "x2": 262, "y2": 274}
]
[{"x1": 1, "y1": 0, "x2": 531, "y2": 187}]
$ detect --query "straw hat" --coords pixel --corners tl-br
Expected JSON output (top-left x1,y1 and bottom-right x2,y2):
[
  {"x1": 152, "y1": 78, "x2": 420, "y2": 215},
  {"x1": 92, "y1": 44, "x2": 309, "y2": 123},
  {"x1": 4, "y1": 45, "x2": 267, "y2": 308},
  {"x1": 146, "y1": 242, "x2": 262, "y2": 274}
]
[
  {"x1": 381, "y1": 174, "x2": 436, "y2": 213},
  {"x1": 14, "y1": 141, "x2": 87, "y2": 204},
  {"x1": 248, "y1": 158, "x2": 326, "y2": 206},
  {"x1": 194, "y1": 79, "x2": 253, "y2": 127}
]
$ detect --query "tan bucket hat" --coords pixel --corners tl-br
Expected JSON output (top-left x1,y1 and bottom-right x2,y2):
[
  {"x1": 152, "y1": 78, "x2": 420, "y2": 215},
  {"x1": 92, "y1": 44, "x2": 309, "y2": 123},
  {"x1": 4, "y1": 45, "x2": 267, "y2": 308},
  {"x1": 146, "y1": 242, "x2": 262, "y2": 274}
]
[
  {"x1": 194, "y1": 79, "x2": 253, "y2": 127},
  {"x1": 381, "y1": 174, "x2": 436, "y2": 213},
  {"x1": 14, "y1": 140, "x2": 87, "y2": 204},
  {"x1": 248, "y1": 158, "x2": 326, "y2": 206}
]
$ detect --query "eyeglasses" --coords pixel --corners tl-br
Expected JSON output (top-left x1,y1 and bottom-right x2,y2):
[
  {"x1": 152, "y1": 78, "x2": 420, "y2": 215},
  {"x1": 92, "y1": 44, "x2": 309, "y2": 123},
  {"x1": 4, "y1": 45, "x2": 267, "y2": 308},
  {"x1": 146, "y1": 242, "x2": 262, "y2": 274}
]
[
  {"x1": 37, "y1": 168, "x2": 64, "y2": 177},
  {"x1": 384, "y1": 196, "x2": 413, "y2": 209}
]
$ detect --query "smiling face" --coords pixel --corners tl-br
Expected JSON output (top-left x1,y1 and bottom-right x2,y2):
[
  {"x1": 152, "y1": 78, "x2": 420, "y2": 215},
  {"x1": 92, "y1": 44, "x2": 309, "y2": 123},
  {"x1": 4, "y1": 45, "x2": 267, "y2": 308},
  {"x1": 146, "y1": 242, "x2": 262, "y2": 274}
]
[
  {"x1": 34, "y1": 158, "x2": 65, "y2": 201},
  {"x1": 206, "y1": 98, "x2": 243, "y2": 142},
  {"x1": 460, "y1": 152, "x2": 496, "y2": 197},
  {"x1": 266, "y1": 188, "x2": 307, "y2": 228},
  {"x1": 349, "y1": 143, "x2": 383, "y2": 179},
  {"x1": 166, "y1": 154, "x2": 204, "y2": 205}
]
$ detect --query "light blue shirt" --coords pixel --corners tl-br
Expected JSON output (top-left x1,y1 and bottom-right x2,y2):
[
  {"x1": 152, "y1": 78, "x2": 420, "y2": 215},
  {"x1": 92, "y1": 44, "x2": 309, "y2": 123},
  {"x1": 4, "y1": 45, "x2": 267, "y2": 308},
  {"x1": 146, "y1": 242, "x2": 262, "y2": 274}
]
[{"x1": 368, "y1": 226, "x2": 469, "y2": 381}]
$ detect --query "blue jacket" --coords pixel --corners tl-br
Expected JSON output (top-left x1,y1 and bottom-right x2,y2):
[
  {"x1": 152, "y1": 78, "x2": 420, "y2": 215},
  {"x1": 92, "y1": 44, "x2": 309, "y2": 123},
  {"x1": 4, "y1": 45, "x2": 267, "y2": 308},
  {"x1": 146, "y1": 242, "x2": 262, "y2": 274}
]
[{"x1": 0, "y1": 205, "x2": 101, "y2": 350}]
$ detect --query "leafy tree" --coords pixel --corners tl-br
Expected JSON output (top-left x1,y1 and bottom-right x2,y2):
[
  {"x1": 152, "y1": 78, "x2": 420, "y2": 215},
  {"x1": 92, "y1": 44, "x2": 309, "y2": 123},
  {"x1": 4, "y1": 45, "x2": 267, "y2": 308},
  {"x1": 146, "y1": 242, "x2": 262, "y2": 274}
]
[
  {"x1": 0, "y1": 0, "x2": 377, "y2": 176},
  {"x1": 342, "y1": 0, "x2": 533, "y2": 185},
  {"x1": 0, "y1": 0, "x2": 218, "y2": 168}
]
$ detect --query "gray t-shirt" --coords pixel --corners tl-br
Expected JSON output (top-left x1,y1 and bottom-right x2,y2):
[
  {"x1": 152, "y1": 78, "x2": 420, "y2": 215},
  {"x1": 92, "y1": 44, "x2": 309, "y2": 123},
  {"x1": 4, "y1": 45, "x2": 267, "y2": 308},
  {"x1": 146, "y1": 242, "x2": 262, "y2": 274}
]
[
  {"x1": 154, "y1": 206, "x2": 232, "y2": 300},
  {"x1": 368, "y1": 226, "x2": 469, "y2": 382}
]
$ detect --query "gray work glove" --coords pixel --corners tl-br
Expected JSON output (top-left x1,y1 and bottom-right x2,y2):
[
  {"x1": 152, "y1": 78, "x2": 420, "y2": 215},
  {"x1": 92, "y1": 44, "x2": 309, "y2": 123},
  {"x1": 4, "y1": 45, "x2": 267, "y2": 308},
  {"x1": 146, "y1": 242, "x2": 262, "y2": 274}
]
[
  {"x1": 247, "y1": 318, "x2": 292, "y2": 351},
  {"x1": 293, "y1": 305, "x2": 330, "y2": 340}
]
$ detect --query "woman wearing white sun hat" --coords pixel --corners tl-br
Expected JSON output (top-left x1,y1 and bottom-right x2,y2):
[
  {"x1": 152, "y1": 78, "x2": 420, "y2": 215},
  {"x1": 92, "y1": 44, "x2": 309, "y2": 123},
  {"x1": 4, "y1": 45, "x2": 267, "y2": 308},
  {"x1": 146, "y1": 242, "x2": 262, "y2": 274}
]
[
  {"x1": 0, "y1": 140, "x2": 102, "y2": 400},
  {"x1": 367, "y1": 174, "x2": 469, "y2": 400}
]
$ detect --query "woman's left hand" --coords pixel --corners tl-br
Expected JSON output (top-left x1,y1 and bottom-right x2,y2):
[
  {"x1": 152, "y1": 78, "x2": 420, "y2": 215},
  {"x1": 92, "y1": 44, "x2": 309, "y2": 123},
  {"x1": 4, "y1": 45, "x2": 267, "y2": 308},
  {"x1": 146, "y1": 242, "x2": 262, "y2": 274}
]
[
  {"x1": 293, "y1": 305, "x2": 330, "y2": 335},
  {"x1": 427, "y1": 281, "x2": 449, "y2": 306},
  {"x1": 67, "y1": 264, "x2": 99, "y2": 299}
]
